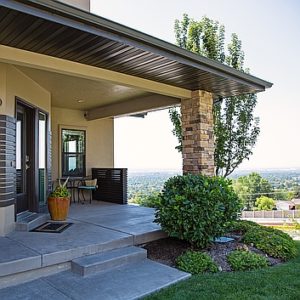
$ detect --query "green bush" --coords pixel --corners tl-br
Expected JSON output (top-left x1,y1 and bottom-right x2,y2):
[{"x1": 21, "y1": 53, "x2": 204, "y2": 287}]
[
  {"x1": 176, "y1": 251, "x2": 218, "y2": 274},
  {"x1": 129, "y1": 192, "x2": 161, "y2": 208},
  {"x1": 227, "y1": 220, "x2": 260, "y2": 234},
  {"x1": 155, "y1": 174, "x2": 241, "y2": 248},
  {"x1": 243, "y1": 227, "x2": 297, "y2": 261},
  {"x1": 227, "y1": 250, "x2": 268, "y2": 271},
  {"x1": 255, "y1": 196, "x2": 275, "y2": 210},
  {"x1": 260, "y1": 226, "x2": 294, "y2": 241}
]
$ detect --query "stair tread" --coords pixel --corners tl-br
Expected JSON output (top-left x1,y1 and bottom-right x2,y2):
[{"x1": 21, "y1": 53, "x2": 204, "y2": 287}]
[
  {"x1": 72, "y1": 246, "x2": 146, "y2": 267},
  {"x1": 15, "y1": 213, "x2": 48, "y2": 232},
  {"x1": 17, "y1": 213, "x2": 46, "y2": 224},
  {"x1": 0, "y1": 259, "x2": 190, "y2": 300}
]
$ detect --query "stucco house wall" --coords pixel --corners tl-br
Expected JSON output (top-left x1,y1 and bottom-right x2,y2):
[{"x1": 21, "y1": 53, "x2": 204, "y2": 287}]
[
  {"x1": 51, "y1": 107, "x2": 114, "y2": 180},
  {"x1": 0, "y1": 62, "x2": 114, "y2": 235},
  {"x1": 0, "y1": 63, "x2": 51, "y2": 235}
]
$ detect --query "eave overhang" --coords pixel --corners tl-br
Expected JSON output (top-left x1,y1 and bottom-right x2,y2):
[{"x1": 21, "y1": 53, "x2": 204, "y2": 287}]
[{"x1": 0, "y1": 0, "x2": 272, "y2": 97}]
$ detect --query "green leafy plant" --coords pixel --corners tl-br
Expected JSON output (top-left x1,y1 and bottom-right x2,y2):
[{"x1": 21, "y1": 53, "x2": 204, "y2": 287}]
[
  {"x1": 155, "y1": 174, "x2": 241, "y2": 248},
  {"x1": 243, "y1": 227, "x2": 297, "y2": 261},
  {"x1": 227, "y1": 220, "x2": 260, "y2": 234},
  {"x1": 255, "y1": 196, "x2": 275, "y2": 210},
  {"x1": 129, "y1": 192, "x2": 161, "y2": 208},
  {"x1": 233, "y1": 172, "x2": 273, "y2": 209},
  {"x1": 49, "y1": 178, "x2": 70, "y2": 198},
  {"x1": 227, "y1": 250, "x2": 268, "y2": 271},
  {"x1": 259, "y1": 226, "x2": 294, "y2": 241},
  {"x1": 176, "y1": 251, "x2": 218, "y2": 274}
]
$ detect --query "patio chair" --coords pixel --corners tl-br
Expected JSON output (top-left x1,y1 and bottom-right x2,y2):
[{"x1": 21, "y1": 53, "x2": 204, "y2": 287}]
[{"x1": 77, "y1": 178, "x2": 98, "y2": 204}]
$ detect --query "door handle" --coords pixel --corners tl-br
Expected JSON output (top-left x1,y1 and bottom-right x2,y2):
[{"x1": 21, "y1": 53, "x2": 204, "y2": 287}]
[{"x1": 26, "y1": 155, "x2": 30, "y2": 170}]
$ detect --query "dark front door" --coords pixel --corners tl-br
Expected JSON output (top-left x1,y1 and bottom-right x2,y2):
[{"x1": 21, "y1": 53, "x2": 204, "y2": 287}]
[{"x1": 16, "y1": 103, "x2": 35, "y2": 214}]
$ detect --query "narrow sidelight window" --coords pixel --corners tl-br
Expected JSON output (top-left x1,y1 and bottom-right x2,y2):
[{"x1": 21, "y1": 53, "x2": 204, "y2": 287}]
[
  {"x1": 38, "y1": 112, "x2": 47, "y2": 205},
  {"x1": 61, "y1": 129, "x2": 86, "y2": 177}
]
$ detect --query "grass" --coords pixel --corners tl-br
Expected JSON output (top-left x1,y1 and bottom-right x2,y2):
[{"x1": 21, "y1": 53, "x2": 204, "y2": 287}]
[{"x1": 146, "y1": 241, "x2": 300, "y2": 300}]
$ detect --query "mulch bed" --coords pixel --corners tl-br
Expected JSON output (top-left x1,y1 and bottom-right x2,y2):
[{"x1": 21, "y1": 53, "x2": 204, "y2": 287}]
[{"x1": 140, "y1": 234, "x2": 282, "y2": 272}]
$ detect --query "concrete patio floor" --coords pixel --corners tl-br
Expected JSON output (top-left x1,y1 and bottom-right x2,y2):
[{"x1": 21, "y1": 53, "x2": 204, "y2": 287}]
[
  {"x1": 0, "y1": 201, "x2": 166, "y2": 281},
  {"x1": 0, "y1": 202, "x2": 190, "y2": 300}
]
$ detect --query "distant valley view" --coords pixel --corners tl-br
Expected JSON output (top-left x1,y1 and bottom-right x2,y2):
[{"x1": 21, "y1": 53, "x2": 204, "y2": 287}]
[{"x1": 128, "y1": 169, "x2": 300, "y2": 205}]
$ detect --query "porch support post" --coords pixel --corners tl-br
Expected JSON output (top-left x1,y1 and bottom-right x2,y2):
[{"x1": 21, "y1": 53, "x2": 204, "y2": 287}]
[{"x1": 181, "y1": 90, "x2": 215, "y2": 176}]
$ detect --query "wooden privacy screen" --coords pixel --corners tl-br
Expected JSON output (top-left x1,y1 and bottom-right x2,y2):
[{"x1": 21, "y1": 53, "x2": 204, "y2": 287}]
[{"x1": 92, "y1": 168, "x2": 128, "y2": 204}]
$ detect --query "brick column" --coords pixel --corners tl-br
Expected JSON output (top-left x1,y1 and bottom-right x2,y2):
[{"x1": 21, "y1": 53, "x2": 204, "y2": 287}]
[{"x1": 181, "y1": 90, "x2": 215, "y2": 176}]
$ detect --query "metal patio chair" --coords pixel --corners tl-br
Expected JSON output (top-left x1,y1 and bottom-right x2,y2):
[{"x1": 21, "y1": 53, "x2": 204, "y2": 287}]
[{"x1": 77, "y1": 178, "x2": 98, "y2": 204}]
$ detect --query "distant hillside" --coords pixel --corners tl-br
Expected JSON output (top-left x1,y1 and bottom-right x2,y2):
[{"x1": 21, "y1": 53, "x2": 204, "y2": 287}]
[{"x1": 128, "y1": 169, "x2": 300, "y2": 200}]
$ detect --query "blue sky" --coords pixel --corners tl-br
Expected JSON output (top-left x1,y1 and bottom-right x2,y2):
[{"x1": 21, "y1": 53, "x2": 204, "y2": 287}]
[{"x1": 91, "y1": 0, "x2": 300, "y2": 171}]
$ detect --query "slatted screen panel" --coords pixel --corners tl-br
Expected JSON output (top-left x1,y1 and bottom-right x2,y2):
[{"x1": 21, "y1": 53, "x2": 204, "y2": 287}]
[
  {"x1": 92, "y1": 168, "x2": 128, "y2": 204},
  {"x1": 0, "y1": 115, "x2": 16, "y2": 208}
]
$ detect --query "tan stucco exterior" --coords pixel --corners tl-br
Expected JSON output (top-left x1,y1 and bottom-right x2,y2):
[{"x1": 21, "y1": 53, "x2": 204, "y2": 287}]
[
  {"x1": 0, "y1": 64, "x2": 7, "y2": 116},
  {"x1": 0, "y1": 63, "x2": 51, "y2": 117},
  {"x1": 0, "y1": 62, "x2": 114, "y2": 236},
  {"x1": 6, "y1": 65, "x2": 51, "y2": 115},
  {"x1": 0, "y1": 63, "x2": 52, "y2": 236},
  {"x1": 51, "y1": 107, "x2": 114, "y2": 180},
  {"x1": 0, "y1": 63, "x2": 114, "y2": 181}
]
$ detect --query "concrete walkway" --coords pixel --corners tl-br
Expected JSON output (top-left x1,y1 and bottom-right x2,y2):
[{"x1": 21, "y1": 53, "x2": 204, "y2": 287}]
[{"x1": 0, "y1": 260, "x2": 190, "y2": 300}]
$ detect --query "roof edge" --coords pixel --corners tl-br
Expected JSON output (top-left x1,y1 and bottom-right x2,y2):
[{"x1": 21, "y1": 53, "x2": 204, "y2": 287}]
[{"x1": 6, "y1": 0, "x2": 273, "y2": 91}]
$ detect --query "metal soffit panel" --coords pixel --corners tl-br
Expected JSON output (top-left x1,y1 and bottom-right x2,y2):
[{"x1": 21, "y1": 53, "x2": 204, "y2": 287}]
[{"x1": 0, "y1": 1, "x2": 272, "y2": 97}]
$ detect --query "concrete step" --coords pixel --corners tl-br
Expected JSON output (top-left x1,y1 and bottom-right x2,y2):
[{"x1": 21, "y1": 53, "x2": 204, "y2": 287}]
[
  {"x1": 71, "y1": 246, "x2": 147, "y2": 276},
  {"x1": 0, "y1": 260, "x2": 191, "y2": 300},
  {"x1": 15, "y1": 213, "x2": 48, "y2": 232}
]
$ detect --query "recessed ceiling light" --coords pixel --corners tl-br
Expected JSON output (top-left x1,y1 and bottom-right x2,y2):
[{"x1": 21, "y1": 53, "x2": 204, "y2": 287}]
[{"x1": 77, "y1": 99, "x2": 85, "y2": 103}]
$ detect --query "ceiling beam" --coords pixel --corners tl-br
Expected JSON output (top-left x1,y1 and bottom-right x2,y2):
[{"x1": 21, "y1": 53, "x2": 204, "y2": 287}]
[
  {"x1": 85, "y1": 95, "x2": 180, "y2": 120},
  {"x1": 0, "y1": 45, "x2": 191, "y2": 99}
]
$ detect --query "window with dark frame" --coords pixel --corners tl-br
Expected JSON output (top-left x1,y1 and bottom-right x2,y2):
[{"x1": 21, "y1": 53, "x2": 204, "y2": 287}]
[{"x1": 61, "y1": 128, "x2": 86, "y2": 177}]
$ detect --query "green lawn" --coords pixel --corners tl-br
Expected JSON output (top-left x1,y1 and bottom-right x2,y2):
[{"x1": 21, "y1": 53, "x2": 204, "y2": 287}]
[{"x1": 146, "y1": 241, "x2": 300, "y2": 300}]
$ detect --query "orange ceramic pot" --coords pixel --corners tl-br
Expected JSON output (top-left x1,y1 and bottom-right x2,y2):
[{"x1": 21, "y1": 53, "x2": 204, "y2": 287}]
[{"x1": 47, "y1": 197, "x2": 70, "y2": 221}]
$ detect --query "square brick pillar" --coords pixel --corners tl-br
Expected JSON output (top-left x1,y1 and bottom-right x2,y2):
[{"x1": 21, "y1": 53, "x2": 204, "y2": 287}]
[{"x1": 181, "y1": 90, "x2": 215, "y2": 176}]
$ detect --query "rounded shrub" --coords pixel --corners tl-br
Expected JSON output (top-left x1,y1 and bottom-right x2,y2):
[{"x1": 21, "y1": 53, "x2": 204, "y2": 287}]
[
  {"x1": 227, "y1": 250, "x2": 268, "y2": 271},
  {"x1": 155, "y1": 174, "x2": 241, "y2": 248},
  {"x1": 176, "y1": 251, "x2": 218, "y2": 274},
  {"x1": 243, "y1": 227, "x2": 297, "y2": 261},
  {"x1": 227, "y1": 220, "x2": 261, "y2": 234}
]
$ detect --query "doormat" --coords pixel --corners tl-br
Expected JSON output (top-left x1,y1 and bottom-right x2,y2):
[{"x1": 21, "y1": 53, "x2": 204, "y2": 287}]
[{"x1": 31, "y1": 222, "x2": 73, "y2": 233}]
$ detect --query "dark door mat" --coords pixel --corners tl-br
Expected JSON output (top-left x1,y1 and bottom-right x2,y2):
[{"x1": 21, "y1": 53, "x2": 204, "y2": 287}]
[{"x1": 31, "y1": 222, "x2": 73, "y2": 233}]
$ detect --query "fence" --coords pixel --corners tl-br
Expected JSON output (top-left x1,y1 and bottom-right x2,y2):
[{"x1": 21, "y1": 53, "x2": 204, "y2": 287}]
[{"x1": 242, "y1": 210, "x2": 300, "y2": 219}]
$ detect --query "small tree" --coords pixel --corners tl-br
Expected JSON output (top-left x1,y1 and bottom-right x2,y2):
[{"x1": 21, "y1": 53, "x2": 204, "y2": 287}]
[
  {"x1": 233, "y1": 172, "x2": 273, "y2": 209},
  {"x1": 170, "y1": 15, "x2": 260, "y2": 177},
  {"x1": 255, "y1": 196, "x2": 276, "y2": 211}
]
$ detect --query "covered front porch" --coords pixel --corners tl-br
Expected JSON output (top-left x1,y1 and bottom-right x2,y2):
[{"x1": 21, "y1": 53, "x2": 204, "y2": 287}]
[{"x1": 0, "y1": 0, "x2": 271, "y2": 237}]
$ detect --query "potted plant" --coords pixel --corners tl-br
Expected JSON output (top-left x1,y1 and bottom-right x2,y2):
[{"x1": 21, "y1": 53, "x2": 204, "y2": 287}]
[{"x1": 48, "y1": 178, "x2": 71, "y2": 221}]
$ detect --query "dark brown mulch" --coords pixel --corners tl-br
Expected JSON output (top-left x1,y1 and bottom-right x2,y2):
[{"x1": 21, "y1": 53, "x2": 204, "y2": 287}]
[
  {"x1": 140, "y1": 236, "x2": 282, "y2": 272},
  {"x1": 141, "y1": 238, "x2": 192, "y2": 267}
]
